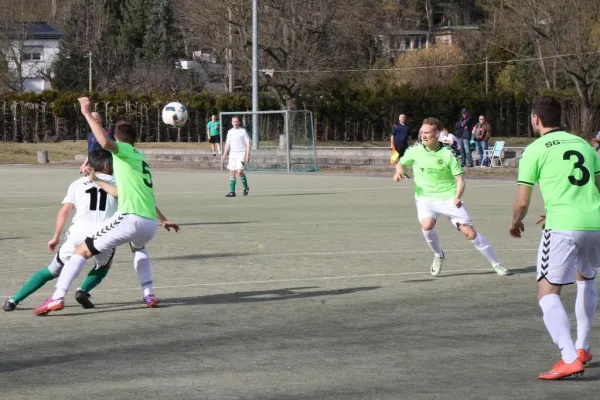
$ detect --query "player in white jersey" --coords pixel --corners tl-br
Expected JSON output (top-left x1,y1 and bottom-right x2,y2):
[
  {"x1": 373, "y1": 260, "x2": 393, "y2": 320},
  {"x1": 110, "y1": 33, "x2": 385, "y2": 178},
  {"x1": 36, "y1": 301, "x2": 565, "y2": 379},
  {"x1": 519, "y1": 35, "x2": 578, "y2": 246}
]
[
  {"x1": 3, "y1": 150, "x2": 118, "y2": 312},
  {"x1": 222, "y1": 116, "x2": 251, "y2": 197}
]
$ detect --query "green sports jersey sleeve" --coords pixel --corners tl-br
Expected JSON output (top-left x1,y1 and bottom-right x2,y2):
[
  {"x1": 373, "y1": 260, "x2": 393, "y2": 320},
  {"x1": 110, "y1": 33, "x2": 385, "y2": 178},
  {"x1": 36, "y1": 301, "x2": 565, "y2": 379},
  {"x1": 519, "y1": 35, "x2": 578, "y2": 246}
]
[
  {"x1": 448, "y1": 151, "x2": 463, "y2": 176},
  {"x1": 517, "y1": 145, "x2": 539, "y2": 187},
  {"x1": 595, "y1": 152, "x2": 600, "y2": 176},
  {"x1": 400, "y1": 146, "x2": 415, "y2": 166}
]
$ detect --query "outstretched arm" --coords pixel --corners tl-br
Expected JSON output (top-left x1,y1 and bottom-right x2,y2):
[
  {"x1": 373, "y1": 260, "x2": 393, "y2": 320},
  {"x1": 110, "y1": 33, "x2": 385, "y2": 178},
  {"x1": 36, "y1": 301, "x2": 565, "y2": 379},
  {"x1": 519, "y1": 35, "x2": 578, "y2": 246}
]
[
  {"x1": 78, "y1": 97, "x2": 117, "y2": 153},
  {"x1": 156, "y1": 206, "x2": 180, "y2": 232}
]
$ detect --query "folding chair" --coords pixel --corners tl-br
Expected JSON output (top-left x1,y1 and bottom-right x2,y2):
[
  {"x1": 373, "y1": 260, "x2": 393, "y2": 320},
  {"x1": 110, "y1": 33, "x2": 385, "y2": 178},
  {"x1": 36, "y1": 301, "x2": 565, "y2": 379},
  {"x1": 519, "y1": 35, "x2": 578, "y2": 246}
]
[{"x1": 481, "y1": 141, "x2": 505, "y2": 168}]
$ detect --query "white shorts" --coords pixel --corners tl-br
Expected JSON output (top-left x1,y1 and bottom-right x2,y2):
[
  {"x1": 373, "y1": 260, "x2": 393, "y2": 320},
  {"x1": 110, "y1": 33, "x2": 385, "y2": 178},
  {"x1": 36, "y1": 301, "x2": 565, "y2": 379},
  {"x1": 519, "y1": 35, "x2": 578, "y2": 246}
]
[
  {"x1": 227, "y1": 152, "x2": 246, "y2": 171},
  {"x1": 85, "y1": 213, "x2": 157, "y2": 256},
  {"x1": 537, "y1": 230, "x2": 600, "y2": 285},
  {"x1": 48, "y1": 223, "x2": 116, "y2": 276},
  {"x1": 416, "y1": 198, "x2": 473, "y2": 228}
]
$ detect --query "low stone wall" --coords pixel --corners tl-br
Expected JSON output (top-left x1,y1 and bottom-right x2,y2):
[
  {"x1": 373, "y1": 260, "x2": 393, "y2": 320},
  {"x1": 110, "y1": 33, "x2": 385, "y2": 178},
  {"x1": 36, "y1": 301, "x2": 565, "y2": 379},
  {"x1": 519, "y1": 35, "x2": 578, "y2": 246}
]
[{"x1": 76, "y1": 146, "x2": 525, "y2": 171}]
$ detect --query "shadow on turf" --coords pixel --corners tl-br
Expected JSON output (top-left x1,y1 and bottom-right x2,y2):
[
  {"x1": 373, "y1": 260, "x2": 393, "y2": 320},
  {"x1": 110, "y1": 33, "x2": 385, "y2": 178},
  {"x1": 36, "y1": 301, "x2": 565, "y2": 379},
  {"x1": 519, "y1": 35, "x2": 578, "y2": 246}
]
[
  {"x1": 0, "y1": 236, "x2": 28, "y2": 241},
  {"x1": 179, "y1": 221, "x2": 258, "y2": 226},
  {"x1": 253, "y1": 192, "x2": 342, "y2": 197},
  {"x1": 42, "y1": 286, "x2": 381, "y2": 317}
]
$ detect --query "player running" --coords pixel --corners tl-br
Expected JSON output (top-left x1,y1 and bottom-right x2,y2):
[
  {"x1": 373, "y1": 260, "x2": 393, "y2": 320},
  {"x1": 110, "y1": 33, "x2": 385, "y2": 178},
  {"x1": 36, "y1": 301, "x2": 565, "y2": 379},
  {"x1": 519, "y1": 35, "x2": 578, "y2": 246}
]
[
  {"x1": 222, "y1": 116, "x2": 251, "y2": 197},
  {"x1": 394, "y1": 117, "x2": 509, "y2": 277},
  {"x1": 32, "y1": 97, "x2": 180, "y2": 315},
  {"x1": 510, "y1": 95, "x2": 600, "y2": 380},
  {"x1": 4, "y1": 150, "x2": 117, "y2": 312}
]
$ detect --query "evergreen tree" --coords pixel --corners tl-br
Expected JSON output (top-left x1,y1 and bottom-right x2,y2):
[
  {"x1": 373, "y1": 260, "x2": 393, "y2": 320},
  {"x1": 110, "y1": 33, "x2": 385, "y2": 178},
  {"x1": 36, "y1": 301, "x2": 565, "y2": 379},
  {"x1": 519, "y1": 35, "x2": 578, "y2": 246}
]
[{"x1": 142, "y1": 0, "x2": 174, "y2": 64}]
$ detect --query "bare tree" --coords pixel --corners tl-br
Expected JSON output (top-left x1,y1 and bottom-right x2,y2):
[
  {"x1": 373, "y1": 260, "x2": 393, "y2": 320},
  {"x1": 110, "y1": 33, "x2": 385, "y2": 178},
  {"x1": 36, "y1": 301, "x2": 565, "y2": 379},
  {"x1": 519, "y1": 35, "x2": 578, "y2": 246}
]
[
  {"x1": 177, "y1": 0, "x2": 379, "y2": 109},
  {"x1": 480, "y1": 0, "x2": 600, "y2": 136}
]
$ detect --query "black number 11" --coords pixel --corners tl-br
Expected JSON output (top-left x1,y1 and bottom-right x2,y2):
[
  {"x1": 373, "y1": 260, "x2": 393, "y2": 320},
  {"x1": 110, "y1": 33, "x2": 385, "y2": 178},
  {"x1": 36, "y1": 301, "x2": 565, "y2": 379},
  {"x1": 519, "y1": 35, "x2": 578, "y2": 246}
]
[{"x1": 86, "y1": 188, "x2": 108, "y2": 211}]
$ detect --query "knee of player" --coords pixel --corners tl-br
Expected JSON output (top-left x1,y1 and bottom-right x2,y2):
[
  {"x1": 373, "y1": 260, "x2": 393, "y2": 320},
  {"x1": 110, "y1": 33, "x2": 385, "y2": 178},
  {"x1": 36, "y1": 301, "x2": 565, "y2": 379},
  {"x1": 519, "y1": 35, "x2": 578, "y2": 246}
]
[
  {"x1": 420, "y1": 220, "x2": 436, "y2": 231},
  {"x1": 76, "y1": 241, "x2": 95, "y2": 259},
  {"x1": 459, "y1": 225, "x2": 477, "y2": 240},
  {"x1": 238, "y1": 170, "x2": 245, "y2": 176}
]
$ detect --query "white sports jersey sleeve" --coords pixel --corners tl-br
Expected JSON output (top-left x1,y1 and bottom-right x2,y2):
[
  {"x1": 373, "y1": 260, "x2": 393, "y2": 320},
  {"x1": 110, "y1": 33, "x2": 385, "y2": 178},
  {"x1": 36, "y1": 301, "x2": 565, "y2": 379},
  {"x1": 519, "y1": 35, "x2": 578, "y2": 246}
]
[
  {"x1": 67, "y1": 173, "x2": 118, "y2": 226},
  {"x1": 226, "y1": 128, "x2": 251, "y2": 152}
]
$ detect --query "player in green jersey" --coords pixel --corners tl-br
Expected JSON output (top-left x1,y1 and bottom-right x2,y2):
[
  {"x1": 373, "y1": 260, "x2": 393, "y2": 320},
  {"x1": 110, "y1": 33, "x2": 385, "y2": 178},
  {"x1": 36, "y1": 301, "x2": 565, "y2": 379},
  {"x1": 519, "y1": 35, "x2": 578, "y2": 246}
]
[
  {"x1": 510, "y1": 95, "x2": 600, "y2": 380},
  {"x1": 395, "y1": 117, "x2": 509, "y2": 277},
  {"x1": 33, "y1": 97, "x2": 181, "y2": 315}
]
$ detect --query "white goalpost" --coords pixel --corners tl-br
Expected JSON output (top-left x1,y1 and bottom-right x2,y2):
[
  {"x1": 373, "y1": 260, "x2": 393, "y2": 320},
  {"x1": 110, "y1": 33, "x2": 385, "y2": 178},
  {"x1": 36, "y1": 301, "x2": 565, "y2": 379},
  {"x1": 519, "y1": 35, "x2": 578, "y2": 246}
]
[{"x1": 219, "y1": 110, "x2": 317, "y2": 172}]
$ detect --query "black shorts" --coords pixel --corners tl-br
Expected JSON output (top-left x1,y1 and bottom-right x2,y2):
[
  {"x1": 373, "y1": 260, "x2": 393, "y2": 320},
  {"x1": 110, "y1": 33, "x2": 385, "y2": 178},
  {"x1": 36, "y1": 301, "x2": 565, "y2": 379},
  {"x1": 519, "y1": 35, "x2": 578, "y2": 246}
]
[
  {"x1": 209, "y1": 136, "x2": 219, "y2": 144},
  {"x1": 396, "y1": 142, "x2": 408, "y2": 157}
]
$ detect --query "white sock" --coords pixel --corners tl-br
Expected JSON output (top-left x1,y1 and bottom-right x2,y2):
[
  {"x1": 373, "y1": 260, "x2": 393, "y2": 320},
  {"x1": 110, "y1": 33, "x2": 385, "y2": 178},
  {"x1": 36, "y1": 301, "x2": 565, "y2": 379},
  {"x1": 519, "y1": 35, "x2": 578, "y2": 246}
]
[
  {"x1": 134, "y1": 249, "x2": 154, "y2": 297},
  {"x1": 575, "y1": 280, "x2": 598, "y2": 350},
  {"x1": 539, "y1": 294, "x2": 578, "y2": 363},
  {"x1": 470, "y1": 233, "x2": 499, "y2": 264},
  {"x1": 422, "y1": 228, "x2": 443, "y2": 257},
  {"x1": 53, "y1": 254, "x2": 86, "y2": 299}
]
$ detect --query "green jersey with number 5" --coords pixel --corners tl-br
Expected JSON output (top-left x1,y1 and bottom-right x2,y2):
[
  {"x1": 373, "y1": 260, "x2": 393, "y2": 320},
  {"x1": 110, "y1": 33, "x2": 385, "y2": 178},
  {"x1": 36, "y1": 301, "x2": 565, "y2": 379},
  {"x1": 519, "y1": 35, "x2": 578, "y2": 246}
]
[
  {"x1": 112, "y1": 142, "x2": 157, "y2": 220},
  {"x1": 518, "y1": 129, "x2": 600, "y2": 230}
]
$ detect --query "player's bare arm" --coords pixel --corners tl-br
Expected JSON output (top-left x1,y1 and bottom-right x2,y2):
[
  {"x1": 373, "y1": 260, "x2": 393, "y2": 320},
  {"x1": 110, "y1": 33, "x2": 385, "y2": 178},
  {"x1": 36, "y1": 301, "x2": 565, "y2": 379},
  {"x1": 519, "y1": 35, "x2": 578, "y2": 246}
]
[
  {"x1": 510, "y1": 185, "x2": 533, "y2": 238},
  {"x1": 78, "y1": 97, "x2": 117, "y2": 153},
  {"x1": 245, "y1": 139, "x2": 252, "y2": 163},
  {"x1": 221, "y1": 143, "x2": 230, "y2": 161},
  {"x1": 48, "y1": 203, "x2": 73, "y2": 252},
  {"x1": 155, "y1": 206, "x2": 181, "y2": 232},
  {"x1": 454, "y1": 175, "x2": 465, "y2": 207},
  {"x1": 393, "y1": 162, "x2": 404, "y2": 181}
]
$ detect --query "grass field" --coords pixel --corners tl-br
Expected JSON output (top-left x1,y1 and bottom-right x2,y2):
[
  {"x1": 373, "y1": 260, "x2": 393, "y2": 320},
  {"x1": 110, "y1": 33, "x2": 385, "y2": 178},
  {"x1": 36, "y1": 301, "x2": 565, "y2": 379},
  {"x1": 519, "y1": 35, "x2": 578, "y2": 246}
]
[
  {"x1": 1, "y1": 167, "x2": 598, "y2": 399},
  {"x1": 0, "y1": 137, "x2": 537, "y2": 165}
]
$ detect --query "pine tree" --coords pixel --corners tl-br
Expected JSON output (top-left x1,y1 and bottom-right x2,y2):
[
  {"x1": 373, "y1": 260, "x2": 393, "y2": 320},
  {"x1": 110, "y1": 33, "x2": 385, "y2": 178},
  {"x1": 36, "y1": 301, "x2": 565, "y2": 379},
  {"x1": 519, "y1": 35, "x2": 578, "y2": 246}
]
[{"x1": 142, "y1": 0, "x2": 174, "y2": 64}]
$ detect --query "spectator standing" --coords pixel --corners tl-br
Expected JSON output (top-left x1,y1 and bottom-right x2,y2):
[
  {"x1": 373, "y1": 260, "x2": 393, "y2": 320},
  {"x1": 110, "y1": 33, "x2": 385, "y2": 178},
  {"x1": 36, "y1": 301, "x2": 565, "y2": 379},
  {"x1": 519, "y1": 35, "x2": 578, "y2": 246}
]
[
  {"x1": 472, "y1": 115, "x2": 492, "y2": 166},
  {"x1": 390, "y1": 113, "x2": 412, "y2": 179},
  {"x1": 206, "y1": 114, "x2": 221, "y2": 156},
  {"x1": 455, "y1": 108, "x2": 474, "y2": 167}
]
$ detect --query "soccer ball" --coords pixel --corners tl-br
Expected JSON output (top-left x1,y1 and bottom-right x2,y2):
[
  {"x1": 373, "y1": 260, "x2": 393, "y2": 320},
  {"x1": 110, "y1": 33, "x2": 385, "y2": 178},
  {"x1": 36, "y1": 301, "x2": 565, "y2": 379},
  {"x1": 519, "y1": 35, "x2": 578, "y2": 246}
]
[{"x1": 162, "y1": 102, "x2": 188, "y2": 127}]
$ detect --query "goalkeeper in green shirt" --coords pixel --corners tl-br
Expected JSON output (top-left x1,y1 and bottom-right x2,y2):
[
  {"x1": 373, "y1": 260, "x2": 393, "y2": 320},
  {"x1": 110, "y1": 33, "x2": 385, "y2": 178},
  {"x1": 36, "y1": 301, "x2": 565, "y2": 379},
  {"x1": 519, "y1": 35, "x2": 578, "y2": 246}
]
[
  {"x1": 33, "y1": 97, "x2": 181, "y2": 315},
  {"x1": 395, "y1": 117, "x2": 509, "y2": 277}
]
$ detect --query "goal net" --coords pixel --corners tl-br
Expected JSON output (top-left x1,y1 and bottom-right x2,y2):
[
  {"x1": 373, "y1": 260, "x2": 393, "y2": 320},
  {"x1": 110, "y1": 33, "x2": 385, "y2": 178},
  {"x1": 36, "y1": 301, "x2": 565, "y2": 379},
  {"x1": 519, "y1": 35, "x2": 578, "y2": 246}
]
[{"x1": 219, "y1": 110, "x2": 317, "y2": 172}]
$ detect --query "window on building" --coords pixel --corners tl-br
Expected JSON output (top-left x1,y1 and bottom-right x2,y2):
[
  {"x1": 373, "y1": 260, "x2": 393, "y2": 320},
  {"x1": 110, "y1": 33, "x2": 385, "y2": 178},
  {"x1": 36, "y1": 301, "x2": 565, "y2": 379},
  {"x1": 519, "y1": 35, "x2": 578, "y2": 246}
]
[{"x1": 22, "y1": 46, "x2": 43, "y2": 62}]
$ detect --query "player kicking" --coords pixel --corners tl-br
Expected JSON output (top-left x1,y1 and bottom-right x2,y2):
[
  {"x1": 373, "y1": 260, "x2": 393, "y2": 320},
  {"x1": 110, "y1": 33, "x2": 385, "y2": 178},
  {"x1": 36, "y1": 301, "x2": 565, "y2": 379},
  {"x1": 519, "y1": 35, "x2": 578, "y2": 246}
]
[
  {"x1": 32, "y1": 97, "x2": 180, "y2": 315},
  {"x1": 510, "y1": 96, "x2": 600, "y2": 380},
  {"x1": 222, "y1": 116, "x2": 251, "y2": 197},
  {"x1": 394, "y1": 117, "x2": 509, "y2": 277},
  {"x1": 4, "y1": 150, "x2": 117, "y2": 312}
]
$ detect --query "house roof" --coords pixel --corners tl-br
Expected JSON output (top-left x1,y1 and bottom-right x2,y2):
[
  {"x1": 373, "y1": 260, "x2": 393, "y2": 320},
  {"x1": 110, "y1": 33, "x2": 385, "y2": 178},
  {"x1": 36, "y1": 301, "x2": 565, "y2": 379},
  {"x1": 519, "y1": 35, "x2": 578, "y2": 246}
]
[{"x1": 3, "y1": 22, "x2": 64, "y2": 40}]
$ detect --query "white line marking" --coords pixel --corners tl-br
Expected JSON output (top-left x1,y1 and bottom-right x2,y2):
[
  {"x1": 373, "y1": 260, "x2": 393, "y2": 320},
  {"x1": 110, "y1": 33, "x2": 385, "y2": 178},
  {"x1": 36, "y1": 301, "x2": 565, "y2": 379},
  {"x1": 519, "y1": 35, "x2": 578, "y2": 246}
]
[{"x1": 0, "y1": 266, "x2": 531, "y2": 299}]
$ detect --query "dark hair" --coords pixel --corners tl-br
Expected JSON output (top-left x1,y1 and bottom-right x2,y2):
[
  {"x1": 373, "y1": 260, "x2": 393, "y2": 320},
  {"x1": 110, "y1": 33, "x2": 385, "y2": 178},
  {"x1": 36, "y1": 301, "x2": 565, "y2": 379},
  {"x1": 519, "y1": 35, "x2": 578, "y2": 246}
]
[
  {"x1": 114, "y1": 120, "x2": 137, "y2": 144},
  {"x1": 532, "y1": 96, "x2": 561, "y2": 128},
  {"x1": 88, "y1": 149, "x2": 113, "y2": 173}
]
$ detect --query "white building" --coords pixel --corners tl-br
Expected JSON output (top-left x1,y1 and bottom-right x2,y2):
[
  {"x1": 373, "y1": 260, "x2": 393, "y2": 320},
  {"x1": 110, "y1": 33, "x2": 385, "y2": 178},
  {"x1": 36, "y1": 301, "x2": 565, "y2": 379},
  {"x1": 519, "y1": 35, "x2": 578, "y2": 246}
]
[{"x1": 3, "y1": 22, "x2": 64, "y2": 93}]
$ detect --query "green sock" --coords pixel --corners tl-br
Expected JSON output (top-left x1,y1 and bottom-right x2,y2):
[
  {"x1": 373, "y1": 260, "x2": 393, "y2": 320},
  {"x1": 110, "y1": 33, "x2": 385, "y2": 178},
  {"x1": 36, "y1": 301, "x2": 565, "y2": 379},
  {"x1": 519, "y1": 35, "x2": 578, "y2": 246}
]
[
  {"x1": 12, "y1": 267, "x2": 55, "y2": 304},
  {"x1": 241, "y1": 175, "x2": 248, "y2": 189},
  {"x1": 229, "y1": 177, "x2": 236, "y2": 192},
  {"x1": 80, "y1": 266, "x2": 110, "y2": 293}
]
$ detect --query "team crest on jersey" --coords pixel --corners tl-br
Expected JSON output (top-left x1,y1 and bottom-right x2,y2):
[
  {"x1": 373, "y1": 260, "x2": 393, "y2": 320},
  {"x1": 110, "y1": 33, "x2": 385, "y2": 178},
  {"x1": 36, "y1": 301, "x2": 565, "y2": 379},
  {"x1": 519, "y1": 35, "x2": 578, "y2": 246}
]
[{"x1": 437, "y1": 159, "x2": 443, "y2": 165}]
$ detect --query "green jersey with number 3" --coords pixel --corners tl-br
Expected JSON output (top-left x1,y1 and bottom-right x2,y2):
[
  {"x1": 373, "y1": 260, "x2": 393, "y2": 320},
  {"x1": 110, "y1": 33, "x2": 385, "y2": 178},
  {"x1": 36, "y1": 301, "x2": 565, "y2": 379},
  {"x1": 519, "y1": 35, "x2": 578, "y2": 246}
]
[
  {"x1": 518, "y1": 130, "x2": 600, "y2": 230},
  {"x1": 113, "y1": 142, "x2": 157, "y2": 220}
]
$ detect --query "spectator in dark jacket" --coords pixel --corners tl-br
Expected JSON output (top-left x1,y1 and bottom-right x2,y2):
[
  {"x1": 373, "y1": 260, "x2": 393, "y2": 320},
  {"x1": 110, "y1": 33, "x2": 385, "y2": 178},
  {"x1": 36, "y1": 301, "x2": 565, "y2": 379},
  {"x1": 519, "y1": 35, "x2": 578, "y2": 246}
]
[
  {"x1": 390, "y1": 113, "x2": 412, "y2": 178},
  {"x1": 472, "y1": 115, "x2": 492, "y2": 166},
  {"x1": 455, "y1": 108, "x2": 474, "y2": 167}
]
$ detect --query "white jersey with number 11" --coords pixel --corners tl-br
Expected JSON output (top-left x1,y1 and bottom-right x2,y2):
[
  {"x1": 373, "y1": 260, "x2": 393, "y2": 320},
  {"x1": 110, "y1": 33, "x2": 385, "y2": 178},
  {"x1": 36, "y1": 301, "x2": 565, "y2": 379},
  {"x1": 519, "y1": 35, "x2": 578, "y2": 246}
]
[{"x1": 62, "y1": 173, "x2": 118, "y2": 226}]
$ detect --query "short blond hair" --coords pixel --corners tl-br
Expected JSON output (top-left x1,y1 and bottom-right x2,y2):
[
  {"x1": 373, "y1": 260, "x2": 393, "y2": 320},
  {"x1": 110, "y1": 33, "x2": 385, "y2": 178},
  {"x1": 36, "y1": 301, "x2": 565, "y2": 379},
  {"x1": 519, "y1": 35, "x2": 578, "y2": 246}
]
[{"x1": 422, "y1": 117, "x2": 440, "y2": 131}]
